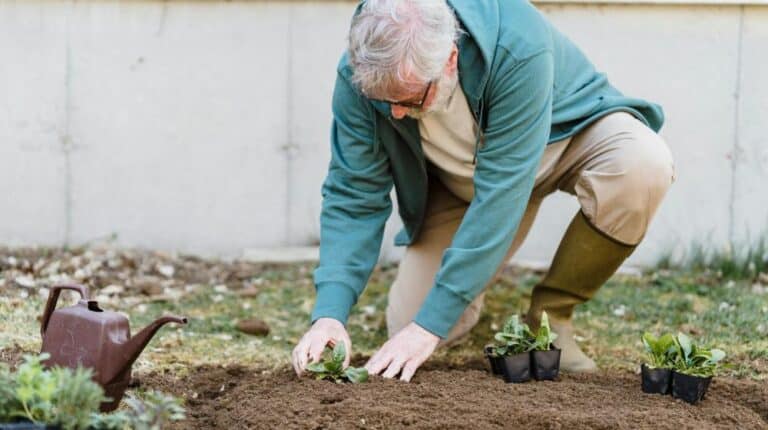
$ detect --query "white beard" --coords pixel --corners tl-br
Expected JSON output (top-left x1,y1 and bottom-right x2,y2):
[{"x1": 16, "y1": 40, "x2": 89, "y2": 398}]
[{"x1": 406, "y1": 71, "x2": 459, "y2": 120}]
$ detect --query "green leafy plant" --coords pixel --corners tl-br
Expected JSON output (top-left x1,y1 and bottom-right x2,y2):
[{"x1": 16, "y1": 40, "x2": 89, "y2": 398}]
[
  {"x1": 491, "y1": 312, "x2": 558, "y2": 356},
  {"x1": 492, "y1": 314, "x2": 535, "y2": 356},
  {"x1": 642, "y1": 332, "x2": 677, "y2": 368},
  {"x1": 0, "y1": 354, "x2": 185, "y2": 429},
  {"x1": 531, "y1": 311, "x2": 558, "y2": 351},
  {"x1": 0, "y1": 363, "x2": 17, "y2": 421},
  {"x1": 91, "y1": 391, "x2": 186, "y2": 430},
  {"x1": 0, "y1": 353, "x2": 107, "y2": 429},
  {"x1": 672, "y1": 333, "x2": 726, "y2": 377},
  {"x1": 305, "y1": 342, "x2": 368, "y2": 384}
]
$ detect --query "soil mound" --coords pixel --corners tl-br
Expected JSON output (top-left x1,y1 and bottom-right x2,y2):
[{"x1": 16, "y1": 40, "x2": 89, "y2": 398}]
[{"x1": 141, "y1": 361, "x2": 768, "y2": 429}]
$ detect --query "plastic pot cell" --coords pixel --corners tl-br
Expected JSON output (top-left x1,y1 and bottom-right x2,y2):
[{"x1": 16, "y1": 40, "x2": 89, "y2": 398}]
[
  {"x1": 671, "y1": 371, "x2": 712, "y2": 405},
  {"x1": 531, "y1": 348, "x2": 561, "y2": 381},
  {"x1": 641, "y1": 364, "x2": 672, "y2": 395},
  {"x1": 500, "y1": 352, "x2": 532, "y2": 383},
  {"x1": 484, "y1": 346, "x2": 504, "y2": 376}
]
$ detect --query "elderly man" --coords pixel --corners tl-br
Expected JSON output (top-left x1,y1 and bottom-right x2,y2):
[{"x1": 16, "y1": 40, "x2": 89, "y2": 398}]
[{"x1": 292, "y1": 0, "x2": 674, "y2": 381}]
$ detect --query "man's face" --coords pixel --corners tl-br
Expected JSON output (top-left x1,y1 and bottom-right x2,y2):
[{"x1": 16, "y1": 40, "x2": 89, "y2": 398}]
[{"x1": 388, "y1": 44, "x2": 459, "y2": 120}]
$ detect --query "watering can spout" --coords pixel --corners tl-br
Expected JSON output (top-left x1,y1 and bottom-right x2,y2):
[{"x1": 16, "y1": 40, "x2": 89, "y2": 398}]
[{"x1": 109, "y1": 315, "x2": 187, "y2": 382}]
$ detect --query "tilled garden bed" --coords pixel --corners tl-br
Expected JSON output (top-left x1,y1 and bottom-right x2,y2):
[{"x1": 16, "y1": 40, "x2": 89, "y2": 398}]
[{"x1": 141, "y1": 360, "x2": 768, "y2": 430}]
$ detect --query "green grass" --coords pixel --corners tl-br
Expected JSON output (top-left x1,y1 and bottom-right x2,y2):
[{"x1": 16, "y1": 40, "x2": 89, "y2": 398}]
[
  {"x1": 657, "y1": 235, "x2": 768, "y2": 281},
  {"x1": 1, "y1": 263, "x2": 766, "y2": 380}
]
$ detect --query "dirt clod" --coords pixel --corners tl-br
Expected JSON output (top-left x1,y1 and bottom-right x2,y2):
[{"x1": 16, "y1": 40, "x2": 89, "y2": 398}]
[{"x1": 235, "y1": 319, "x2": 270, "y2": 336}]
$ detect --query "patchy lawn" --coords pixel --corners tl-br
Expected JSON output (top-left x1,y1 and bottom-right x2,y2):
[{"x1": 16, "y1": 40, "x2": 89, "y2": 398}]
[{"x1": 1, "y1": 246, "x2": 766, "y2": 379}]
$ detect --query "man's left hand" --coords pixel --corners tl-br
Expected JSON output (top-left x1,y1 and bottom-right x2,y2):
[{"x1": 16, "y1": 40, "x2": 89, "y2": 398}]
[{"x1": 364, "y1": 322, "x2": 440, "y2": 382}]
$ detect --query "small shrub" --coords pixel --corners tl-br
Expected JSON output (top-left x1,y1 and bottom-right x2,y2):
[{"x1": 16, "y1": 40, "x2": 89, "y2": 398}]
[{"x1": 0, "y1": 353, "x2": 185, "y2": 429}]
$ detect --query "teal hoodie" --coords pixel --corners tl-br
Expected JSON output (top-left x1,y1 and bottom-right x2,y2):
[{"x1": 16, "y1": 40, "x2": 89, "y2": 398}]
[{"x1": 311, "y1": 0, "x2": 664, "y2": 338}]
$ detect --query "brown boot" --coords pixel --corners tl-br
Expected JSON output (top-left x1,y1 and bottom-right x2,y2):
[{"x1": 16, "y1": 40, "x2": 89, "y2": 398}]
[{"x1": 526, "y1": 211, "x2": 636, "y2": 373}]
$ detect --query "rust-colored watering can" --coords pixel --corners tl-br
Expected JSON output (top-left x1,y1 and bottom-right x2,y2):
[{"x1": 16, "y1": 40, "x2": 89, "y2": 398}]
[{"x1": 40, "y1": 284, "x2": 187, "y2": 412}]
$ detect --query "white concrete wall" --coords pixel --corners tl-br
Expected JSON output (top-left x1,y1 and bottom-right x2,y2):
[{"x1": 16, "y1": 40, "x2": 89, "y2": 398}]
[{"x1": 1, "y1": 1, "x2": 766, "y2": 266}]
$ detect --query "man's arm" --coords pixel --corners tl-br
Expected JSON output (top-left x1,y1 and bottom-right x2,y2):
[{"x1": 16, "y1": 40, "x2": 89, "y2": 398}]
[
  {"x1": 414, "y1": 50, "x2": 555, "y2": 338},
  {"x1": 293, "y1": 70, "x2": 393, "y2": 376},
  {"x1": 311, "y1": 71, "x2": 394, "y2": 327}
]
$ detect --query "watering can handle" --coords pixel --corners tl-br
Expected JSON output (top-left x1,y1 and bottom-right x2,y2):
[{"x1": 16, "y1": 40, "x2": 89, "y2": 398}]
[{"x1": 40, "y1": 284, "x2": 90, "y2": 337}]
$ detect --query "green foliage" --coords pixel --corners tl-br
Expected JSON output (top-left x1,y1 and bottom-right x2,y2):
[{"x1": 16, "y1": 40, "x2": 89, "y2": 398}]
[
  {"x1": 0, "y1": 354, "x2": 185, "y2": 429},
  {"x1": 672, "y1": 333, "x2": 726, "y2": 377},
  {"x1": 90, "y1": 391, "x2": 186, "y2": 430},
  {"x1": 305, "y1": 342, "x2": 368, "y2": 384},
  {"x1": 0, "y1": 353, "x2": 107, "y2": 429},
  {"x1": 491, "y1": 312, "x2": 558, "y2": 356},
  {"x1": 655, "y1": 235, "x2": 768, "y2": 280},
  {"x1": 642, "y1": 332, "x2": 677, "y2": 369},
  {"x1": 0, "y1": 363, "x2": 18, "y2": 421},
  {"x1": 492, "y1": 314, "x2": 535, "y2": 356},
  {"x1": 50, "y1": 367, "x2": 106, "y2": 430},
  {"x1": 532, "y1": 312, "x2": 558, "y2": 351}
]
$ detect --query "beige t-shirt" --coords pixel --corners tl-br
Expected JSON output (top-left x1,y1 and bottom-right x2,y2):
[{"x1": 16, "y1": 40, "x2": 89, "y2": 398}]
[
  {"x1": 418, "y1": 83, "x2": 478, "y2": 202},
  {"x1": 419, "y1": 84, "x2": 569, "y2": 203}
]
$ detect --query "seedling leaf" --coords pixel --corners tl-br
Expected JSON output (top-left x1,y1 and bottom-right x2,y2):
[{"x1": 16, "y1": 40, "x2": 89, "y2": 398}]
[{"x1": 304, "y1": 341, "x2": 368, "y2": 384}]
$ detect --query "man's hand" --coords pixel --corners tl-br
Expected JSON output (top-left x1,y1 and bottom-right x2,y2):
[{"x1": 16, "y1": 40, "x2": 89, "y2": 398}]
[
  {"x1": 292, "y1": 318, "x2": 351, "y2": 376},
  {"x1": 364, "y1": 322, "x2": 440, "y2": 382}
]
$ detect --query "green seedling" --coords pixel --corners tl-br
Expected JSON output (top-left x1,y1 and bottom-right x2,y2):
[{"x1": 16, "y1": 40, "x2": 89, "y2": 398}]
[
  {"x1": 492, "y1": 314, "x2": 535, "y2": 356},
  {"x1": 492, "y1": 312, "x2": 558, "y2": 356},
  {"x1": 532, "y1": 311, "x2": 558, "y2": 351},
  {"x1": 305, "y1": 342, "x2": 368, "y2": 384},
  {"x1": 642, "y1": 332, "x2": 677, "y2": 369},
  {"x1": 673, "y1": 333, "x2": 726, "y2": 377}
]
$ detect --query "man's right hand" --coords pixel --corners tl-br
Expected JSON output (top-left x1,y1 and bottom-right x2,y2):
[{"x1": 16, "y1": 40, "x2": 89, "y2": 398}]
[{"x1": 291, "y1": 317, "x2": 352, "y2": 376}]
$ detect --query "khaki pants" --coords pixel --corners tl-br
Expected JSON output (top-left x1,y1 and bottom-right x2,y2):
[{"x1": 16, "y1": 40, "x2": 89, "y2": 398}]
[{"x1": 386, "y1": 112, "x2": 675, "y2": 343}]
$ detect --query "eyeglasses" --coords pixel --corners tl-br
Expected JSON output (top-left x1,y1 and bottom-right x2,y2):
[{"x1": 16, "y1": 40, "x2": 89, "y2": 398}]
[{"x1": 372, "y1": 80, "x2": 433, "y2": 109}]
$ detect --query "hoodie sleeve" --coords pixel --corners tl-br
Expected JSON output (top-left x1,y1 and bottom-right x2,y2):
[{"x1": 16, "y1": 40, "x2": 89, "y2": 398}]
[
  {"x1": 310, "y1": 71, "x2": 394, "y2": 326},
  {"x1": 413, "y1": 49, "x2": 554, "y2": 338}
]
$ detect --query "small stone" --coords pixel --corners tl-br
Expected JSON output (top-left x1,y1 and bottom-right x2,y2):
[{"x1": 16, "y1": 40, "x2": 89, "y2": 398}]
[
  {"x1": 135, "y1": 276, "x2": 164, "y2": 296},
  {"x1": 612, "y1": 304, "x2": 627, "y2": 317},
  {"x1": 235, "y1": 319, "x2": 270, "y2": 337},
  {"x1": 680, "y1": 323, "x2": 703, "y2": 336},
  {"x1": 157, "y1": 264, "x2": 175, "y2": 278},
  {"x1": 758, "y1": 272, "x2": 768, "y2": 285},
  {"x1": 213, "y1": 284, "x2": 229, "y2": 293},
  {"x1": 14, "y1": 276, "x2": 36, "y2": 288},
  {"x1": 236, "y1": 286, "x2": 260, "y2": 298},
  {"x1": 101, "y1": 284, "x2": 125, "y2": 295}
]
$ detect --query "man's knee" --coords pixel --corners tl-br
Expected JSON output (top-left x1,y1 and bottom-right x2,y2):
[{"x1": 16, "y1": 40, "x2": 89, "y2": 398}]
[
  {"x1": 578, "y1": 129, "x2": 675, "y2": 244},
  {"x1": 625, "y1": 132, "x2": 675, "y2": 208}
]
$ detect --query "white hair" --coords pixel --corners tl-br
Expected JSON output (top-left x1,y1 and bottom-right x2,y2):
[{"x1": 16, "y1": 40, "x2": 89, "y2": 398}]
[{"x1": 348, "y1": 0, "x2": 462, "y2": 99}]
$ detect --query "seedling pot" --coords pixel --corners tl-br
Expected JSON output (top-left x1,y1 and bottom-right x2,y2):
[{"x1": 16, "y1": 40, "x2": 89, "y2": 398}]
[
  {"x1": 640, "y1": 364, "x2": 672, "y2": 395},
  {"x1": 531, "y1": 348, "x2": 561, "y2": 381},
  {"x1": 671, "y1": 371, "x2": 712, "y2": 404},
  {"x1": 500, "y1": 352, "x2": 531, "y2": 383},
  {"x1": 0, "y1": 421, "x2": 60, "y2": 430},
  {"x1": 484, "y1": 346, "x2": 504, "y2": 376}
]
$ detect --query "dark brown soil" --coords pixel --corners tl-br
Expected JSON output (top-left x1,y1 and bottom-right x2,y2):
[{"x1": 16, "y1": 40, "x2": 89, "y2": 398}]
[{"x1": 139, "y1": 359, "x2": 768, "y2": 430}]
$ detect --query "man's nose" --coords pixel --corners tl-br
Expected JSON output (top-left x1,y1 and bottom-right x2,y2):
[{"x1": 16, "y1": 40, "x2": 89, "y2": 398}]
[{"x1": 391, "y1": 105, "x2": 408, "y2": 119}]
